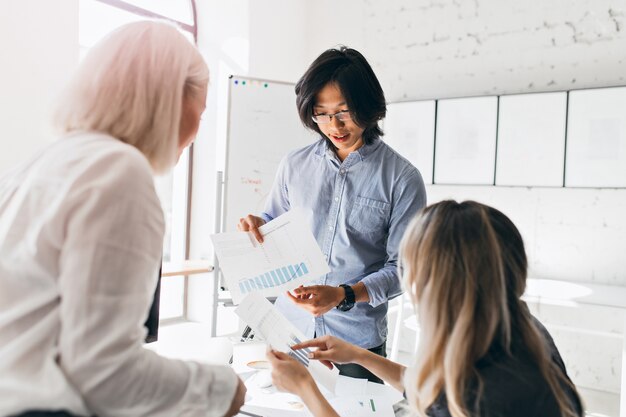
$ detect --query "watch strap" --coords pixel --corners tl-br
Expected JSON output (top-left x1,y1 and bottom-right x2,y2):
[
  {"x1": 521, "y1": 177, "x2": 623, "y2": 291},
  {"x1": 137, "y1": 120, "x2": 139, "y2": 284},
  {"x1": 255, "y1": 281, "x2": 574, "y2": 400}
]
[
  {"x1": 339, "y1": 284, "x2": 355, "y2": 304},
  {"x1": 337, "y1": 284, "x2": 355, "y2": 311}
]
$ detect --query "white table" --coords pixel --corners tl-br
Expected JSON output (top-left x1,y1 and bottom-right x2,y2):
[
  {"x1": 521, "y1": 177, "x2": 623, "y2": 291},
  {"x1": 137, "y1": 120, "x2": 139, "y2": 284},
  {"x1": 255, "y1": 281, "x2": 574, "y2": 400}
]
[{"x1": 233, "y1": 341, "x2": 403, "y2": 417}]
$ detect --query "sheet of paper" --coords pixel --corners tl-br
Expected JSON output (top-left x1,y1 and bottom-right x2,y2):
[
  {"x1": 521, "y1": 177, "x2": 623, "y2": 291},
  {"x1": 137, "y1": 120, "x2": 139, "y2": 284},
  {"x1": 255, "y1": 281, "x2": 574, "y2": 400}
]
[
  {"x1": 235, "y1": 292, "x2": 339, "y2": 393},
  {"x1": 335, "y1": 375, "x2": 368, "y2": 396},
  {"x1": 212, "y1": 209, "x2": 330, "y2": 304},
  {"x1": 367, "y1": 381, "x2": 405, "y2": 404},
  {"x1": 241, "y1": 374, "x2": 310, "y2": 417},
  {"x1": 328, "y1": 396, "x2": 395, "y2": 417}
]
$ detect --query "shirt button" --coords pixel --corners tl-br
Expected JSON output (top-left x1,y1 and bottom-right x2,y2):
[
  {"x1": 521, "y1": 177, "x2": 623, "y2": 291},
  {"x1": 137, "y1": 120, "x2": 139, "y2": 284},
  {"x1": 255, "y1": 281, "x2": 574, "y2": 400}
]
[
  {"x1": 334, "y1": 196, "x2": 339, "y2": 202},
  {"x1": 328, "y1": 225, "x2": 333, "y2": 231},
  {"x1": 340, "y1": 169, "x2": 346, "y2": 175}
]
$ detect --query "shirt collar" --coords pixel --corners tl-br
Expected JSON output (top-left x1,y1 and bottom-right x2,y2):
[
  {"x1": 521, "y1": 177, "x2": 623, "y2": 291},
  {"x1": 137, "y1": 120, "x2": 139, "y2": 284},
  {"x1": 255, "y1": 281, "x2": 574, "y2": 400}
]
[{"x1": 314, "y1": 137, "x2": 382, "y2": 162}]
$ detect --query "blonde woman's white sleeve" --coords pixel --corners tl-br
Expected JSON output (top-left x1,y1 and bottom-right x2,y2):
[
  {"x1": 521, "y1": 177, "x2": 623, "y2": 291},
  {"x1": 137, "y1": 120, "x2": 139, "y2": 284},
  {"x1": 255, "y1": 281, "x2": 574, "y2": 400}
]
[{"x1": 55, "y1": 145, "x2": 238, "y2": 417}]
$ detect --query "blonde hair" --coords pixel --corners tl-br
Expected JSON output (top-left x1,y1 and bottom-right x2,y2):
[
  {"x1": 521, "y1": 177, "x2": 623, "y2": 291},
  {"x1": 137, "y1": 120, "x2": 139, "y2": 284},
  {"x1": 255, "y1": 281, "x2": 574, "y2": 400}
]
[
  {"x1": 53, "y1": 20, "x2": 209, "y2": 173},
  {"x1": 400, "y1": 200, "x2": 581, "y2": 417}
]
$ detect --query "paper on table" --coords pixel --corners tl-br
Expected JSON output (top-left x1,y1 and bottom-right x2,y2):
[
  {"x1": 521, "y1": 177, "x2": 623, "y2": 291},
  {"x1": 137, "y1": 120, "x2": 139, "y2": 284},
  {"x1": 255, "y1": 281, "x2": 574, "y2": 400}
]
[
  {"x1": 240, "y1": 378, "x2": 309, "y2": 416},
  {"x1": 211, "y1": 209, "x2": 329, "y2": 304},
  {"x1": 334, "y1": 375, "x2": 368, "y2": 396},
  {"x1": 328, "y1": 395, "x2": 395, "y2": 417},
  {"x1": 235, "y1": 292, "x2": 339, "y2": 393}
]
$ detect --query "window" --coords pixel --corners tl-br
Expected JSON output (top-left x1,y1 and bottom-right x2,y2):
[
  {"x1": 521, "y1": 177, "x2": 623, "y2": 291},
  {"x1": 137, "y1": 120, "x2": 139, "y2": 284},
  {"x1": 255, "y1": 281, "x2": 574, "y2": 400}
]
[{"x1": 79, "y1": 0, "x2": 197, "y2": 320}]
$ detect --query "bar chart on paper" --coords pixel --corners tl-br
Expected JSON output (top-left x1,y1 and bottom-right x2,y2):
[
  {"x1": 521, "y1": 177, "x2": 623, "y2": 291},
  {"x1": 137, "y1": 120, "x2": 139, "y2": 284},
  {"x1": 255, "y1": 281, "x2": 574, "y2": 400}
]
[
  {"x1": 211, "y1": 209, "x2": 330, "y2": 304},
  {"x1": 238, "y1": 262, "x2": 309, "y2": 295}
]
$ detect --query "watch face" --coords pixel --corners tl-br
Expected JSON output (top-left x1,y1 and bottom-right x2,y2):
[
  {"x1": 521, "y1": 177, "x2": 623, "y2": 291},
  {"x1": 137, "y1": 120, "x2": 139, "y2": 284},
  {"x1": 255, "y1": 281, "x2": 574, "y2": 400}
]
[
  {"x1": 337, "y1": 284, "x2": 355, "y2": 311},
  {"x1": 338, "y1": 300, "x2": 355, "y2": 311}
]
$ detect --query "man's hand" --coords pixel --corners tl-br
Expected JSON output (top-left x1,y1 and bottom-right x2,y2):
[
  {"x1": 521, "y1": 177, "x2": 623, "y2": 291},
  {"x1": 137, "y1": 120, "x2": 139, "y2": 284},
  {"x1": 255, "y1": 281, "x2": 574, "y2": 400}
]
[
  {"x1": 237, "y1": 214, "x2": 266, "y2": 243},
  {"x1": 286, "y1": 285, "x2": 345, "y2": 316}
]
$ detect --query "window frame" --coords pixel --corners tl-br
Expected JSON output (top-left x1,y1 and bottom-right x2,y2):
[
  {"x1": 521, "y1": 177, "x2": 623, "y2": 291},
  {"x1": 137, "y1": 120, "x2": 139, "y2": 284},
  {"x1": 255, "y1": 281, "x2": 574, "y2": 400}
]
[{"x1": 92, "y1": 0, "x2": 198, "y2": 322}]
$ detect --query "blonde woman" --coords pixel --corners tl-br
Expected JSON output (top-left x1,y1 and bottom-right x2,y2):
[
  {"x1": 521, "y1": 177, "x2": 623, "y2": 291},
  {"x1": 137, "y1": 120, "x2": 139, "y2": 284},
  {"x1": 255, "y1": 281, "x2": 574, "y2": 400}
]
[
  {"x1": 268, "y1": 200, "x2": 583, "y2": 417},
  {"x1": 0, "y1": 22, "x2": 245, "y2": 417}
]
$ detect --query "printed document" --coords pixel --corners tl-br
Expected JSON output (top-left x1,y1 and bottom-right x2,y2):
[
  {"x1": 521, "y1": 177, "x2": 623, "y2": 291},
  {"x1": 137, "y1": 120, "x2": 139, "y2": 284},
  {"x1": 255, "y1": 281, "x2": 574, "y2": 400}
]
[
  {"x1": 211, "y1": 209, "x2": 329, "y2": 304},
  {"x1": 235, "y1": 292, "x2": 339, "y2": 393}
]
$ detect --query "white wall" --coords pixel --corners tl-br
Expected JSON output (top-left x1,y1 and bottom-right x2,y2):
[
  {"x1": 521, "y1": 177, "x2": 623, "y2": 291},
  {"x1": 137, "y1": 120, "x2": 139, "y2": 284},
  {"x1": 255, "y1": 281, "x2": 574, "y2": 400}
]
[
  {"x1": 307, "y1": 0, "x2": 626, "y2": 101},
  {"x1": 0, "y1": 0, "x2": 79, "y2": 174},
  {"x1": 425, "y1": 186, "x2": 626, "y2": 284}
]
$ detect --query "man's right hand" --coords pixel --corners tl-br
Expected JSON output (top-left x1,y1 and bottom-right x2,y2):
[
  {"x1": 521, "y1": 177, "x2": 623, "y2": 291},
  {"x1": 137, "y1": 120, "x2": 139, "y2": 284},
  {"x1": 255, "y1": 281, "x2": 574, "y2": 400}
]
[
  {"x1": 237, "y1": 214, "x2": 266, "y2": 243},
  {"x1": 222, "y1": 377, "x2": 246, "y2": 417}
]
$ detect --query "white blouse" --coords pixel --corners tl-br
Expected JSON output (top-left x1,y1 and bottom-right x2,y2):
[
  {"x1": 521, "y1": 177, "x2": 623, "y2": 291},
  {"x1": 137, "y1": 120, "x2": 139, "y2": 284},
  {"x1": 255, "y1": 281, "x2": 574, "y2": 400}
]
[{"x1": 0, "y1": 132, "x2": 237, "y2": 417}]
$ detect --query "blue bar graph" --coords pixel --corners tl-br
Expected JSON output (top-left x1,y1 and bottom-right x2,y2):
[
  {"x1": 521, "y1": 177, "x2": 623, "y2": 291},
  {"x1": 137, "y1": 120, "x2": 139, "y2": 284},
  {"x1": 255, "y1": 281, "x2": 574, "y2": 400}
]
[
  {"x1": 270, "y1": 270, "x2": 280, "y2": 285},
  {"x1": 238, "y1": 262, "x2": 309, "y2": 295}
]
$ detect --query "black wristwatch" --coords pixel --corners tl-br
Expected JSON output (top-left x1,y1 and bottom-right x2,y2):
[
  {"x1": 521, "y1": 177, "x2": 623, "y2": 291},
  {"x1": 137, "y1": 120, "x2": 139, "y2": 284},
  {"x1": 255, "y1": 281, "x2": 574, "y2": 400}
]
[{"x1": 336, "y1": 284, "x2": 355, "y2": 311}]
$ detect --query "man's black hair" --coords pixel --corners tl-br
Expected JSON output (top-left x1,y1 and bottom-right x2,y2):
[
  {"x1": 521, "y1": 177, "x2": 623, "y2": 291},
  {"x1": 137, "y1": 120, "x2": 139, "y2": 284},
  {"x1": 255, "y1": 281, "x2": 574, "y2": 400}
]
[{"x1": 295, "y1": 46, "x2": 386, "y2": 146}]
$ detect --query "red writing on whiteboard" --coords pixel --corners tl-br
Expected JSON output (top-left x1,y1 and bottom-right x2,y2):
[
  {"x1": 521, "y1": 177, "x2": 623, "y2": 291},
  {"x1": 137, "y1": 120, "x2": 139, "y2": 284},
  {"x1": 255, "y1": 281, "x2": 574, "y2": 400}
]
[{"x1": 241, "y1": 177, "x2": 262, "y2": 185}]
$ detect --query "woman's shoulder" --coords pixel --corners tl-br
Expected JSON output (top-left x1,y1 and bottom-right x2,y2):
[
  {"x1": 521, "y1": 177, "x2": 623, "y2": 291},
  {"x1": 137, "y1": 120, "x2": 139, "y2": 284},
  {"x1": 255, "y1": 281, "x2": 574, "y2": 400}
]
[
  {"x1": 64, "y1": 131, "x2": 150, "y2": 166},
  {"x1": 56, "y1": 132, "x2": 154, "y2": 187},
  {"x1": 17, "y1": 131, "x2": 159, "y2": 211},
  {"x1": 472, "y1": 335, "x2": 579, "y2": 417}
]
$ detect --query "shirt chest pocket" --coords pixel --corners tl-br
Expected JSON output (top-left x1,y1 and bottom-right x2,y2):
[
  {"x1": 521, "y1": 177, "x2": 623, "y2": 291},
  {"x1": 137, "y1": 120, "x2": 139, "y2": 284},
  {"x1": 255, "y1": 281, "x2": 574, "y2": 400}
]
[{"x1": 347, "y1": 196, "x2": 391, "y2": 237}]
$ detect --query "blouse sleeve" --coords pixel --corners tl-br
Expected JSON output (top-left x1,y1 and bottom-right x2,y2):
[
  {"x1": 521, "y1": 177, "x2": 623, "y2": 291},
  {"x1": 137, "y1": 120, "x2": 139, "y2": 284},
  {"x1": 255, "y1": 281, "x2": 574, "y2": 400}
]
[{"x1": 56, "y1": 150, "x2": 238, "y2": 417}]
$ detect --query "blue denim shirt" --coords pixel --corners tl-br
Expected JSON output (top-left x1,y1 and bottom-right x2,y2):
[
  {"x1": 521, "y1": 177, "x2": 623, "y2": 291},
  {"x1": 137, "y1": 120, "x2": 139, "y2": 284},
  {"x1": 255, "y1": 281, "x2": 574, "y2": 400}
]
[{"x1": 261, "y1": 138, "x2": 426, "y2": 349}]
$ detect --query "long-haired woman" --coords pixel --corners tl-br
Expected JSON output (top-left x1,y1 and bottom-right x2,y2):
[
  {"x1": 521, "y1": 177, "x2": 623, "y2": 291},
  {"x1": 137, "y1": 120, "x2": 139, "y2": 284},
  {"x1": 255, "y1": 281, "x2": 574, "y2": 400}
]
[
  {"x1": 0, "y1": 21, "x2": 244, "y2": 417},
  {"x1": 268, "y1": 200, "x2": 583, "y2": 417}
]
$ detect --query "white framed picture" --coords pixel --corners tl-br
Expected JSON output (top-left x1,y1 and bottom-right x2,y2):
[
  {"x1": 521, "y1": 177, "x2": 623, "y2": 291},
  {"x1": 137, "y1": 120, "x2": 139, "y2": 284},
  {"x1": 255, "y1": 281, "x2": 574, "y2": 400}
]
[
  {"x1": 384, "y1": 100, "x2": 436, "y2": 184},
  {"x1": 434, "y1": 96, "x2": 498, "y2": 185},
  {"x1": 566, "y1": 87, "x2": 626, "y2": 188},
  {"x1": 496, "y1": 92, "x2": 567, "y2": 187}
]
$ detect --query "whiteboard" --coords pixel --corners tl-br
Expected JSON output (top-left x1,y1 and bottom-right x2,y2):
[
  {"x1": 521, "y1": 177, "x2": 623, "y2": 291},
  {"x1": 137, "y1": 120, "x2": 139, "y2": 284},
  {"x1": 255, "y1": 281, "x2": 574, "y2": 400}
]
[
  {"x1": 223, "y1": 76, "x2": 316, "y2": 232},
  {"x1": 384, "y1": 101, "x2": 436, "y2": 184},
  {"x1": 496, "y1": 92, "x2": 567, "y2": 187},
  {"x1": 434, "y1": 96, "x2": 498, "y2": 185},
  {"x1": 566, "y1": 87, "x2": 626, "y2": 188}
]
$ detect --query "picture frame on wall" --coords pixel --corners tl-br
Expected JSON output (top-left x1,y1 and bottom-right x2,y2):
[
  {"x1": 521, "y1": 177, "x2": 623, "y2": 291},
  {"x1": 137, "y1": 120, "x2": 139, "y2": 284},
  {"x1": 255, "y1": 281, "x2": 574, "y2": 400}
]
[
  {"x1": 496, "y1": 92, "x2": 567, "y2": 187},
  {"x1": 566, "y1": 87, "x2": 626, "y2": 188},
  {"x1": 434, "y1": 96, "x2": 498, "y2": 185},
  {"x1": 384, "y1": 100, "x2": 436, "y2": 184}
]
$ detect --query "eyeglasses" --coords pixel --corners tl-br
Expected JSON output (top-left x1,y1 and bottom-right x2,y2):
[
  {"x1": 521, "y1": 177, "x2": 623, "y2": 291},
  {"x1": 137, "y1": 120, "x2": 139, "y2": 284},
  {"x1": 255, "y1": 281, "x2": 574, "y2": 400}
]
[{"x1": 312, "y1": 110, "x2": 352, "y2": 124}]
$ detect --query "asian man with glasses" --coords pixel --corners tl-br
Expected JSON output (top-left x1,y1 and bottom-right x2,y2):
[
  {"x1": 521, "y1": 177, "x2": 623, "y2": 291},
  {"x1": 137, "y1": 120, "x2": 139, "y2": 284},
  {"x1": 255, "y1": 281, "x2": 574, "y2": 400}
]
[{"x1": 238, "y1": 46, "x2": 426, "y2": 382}]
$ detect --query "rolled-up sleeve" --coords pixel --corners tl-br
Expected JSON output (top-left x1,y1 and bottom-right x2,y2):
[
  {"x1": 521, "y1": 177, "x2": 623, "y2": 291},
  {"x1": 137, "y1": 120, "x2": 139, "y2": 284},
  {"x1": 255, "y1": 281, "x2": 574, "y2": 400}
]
[{"x1": 361, "y1": 169, "x2": 426, "y2": 308}]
